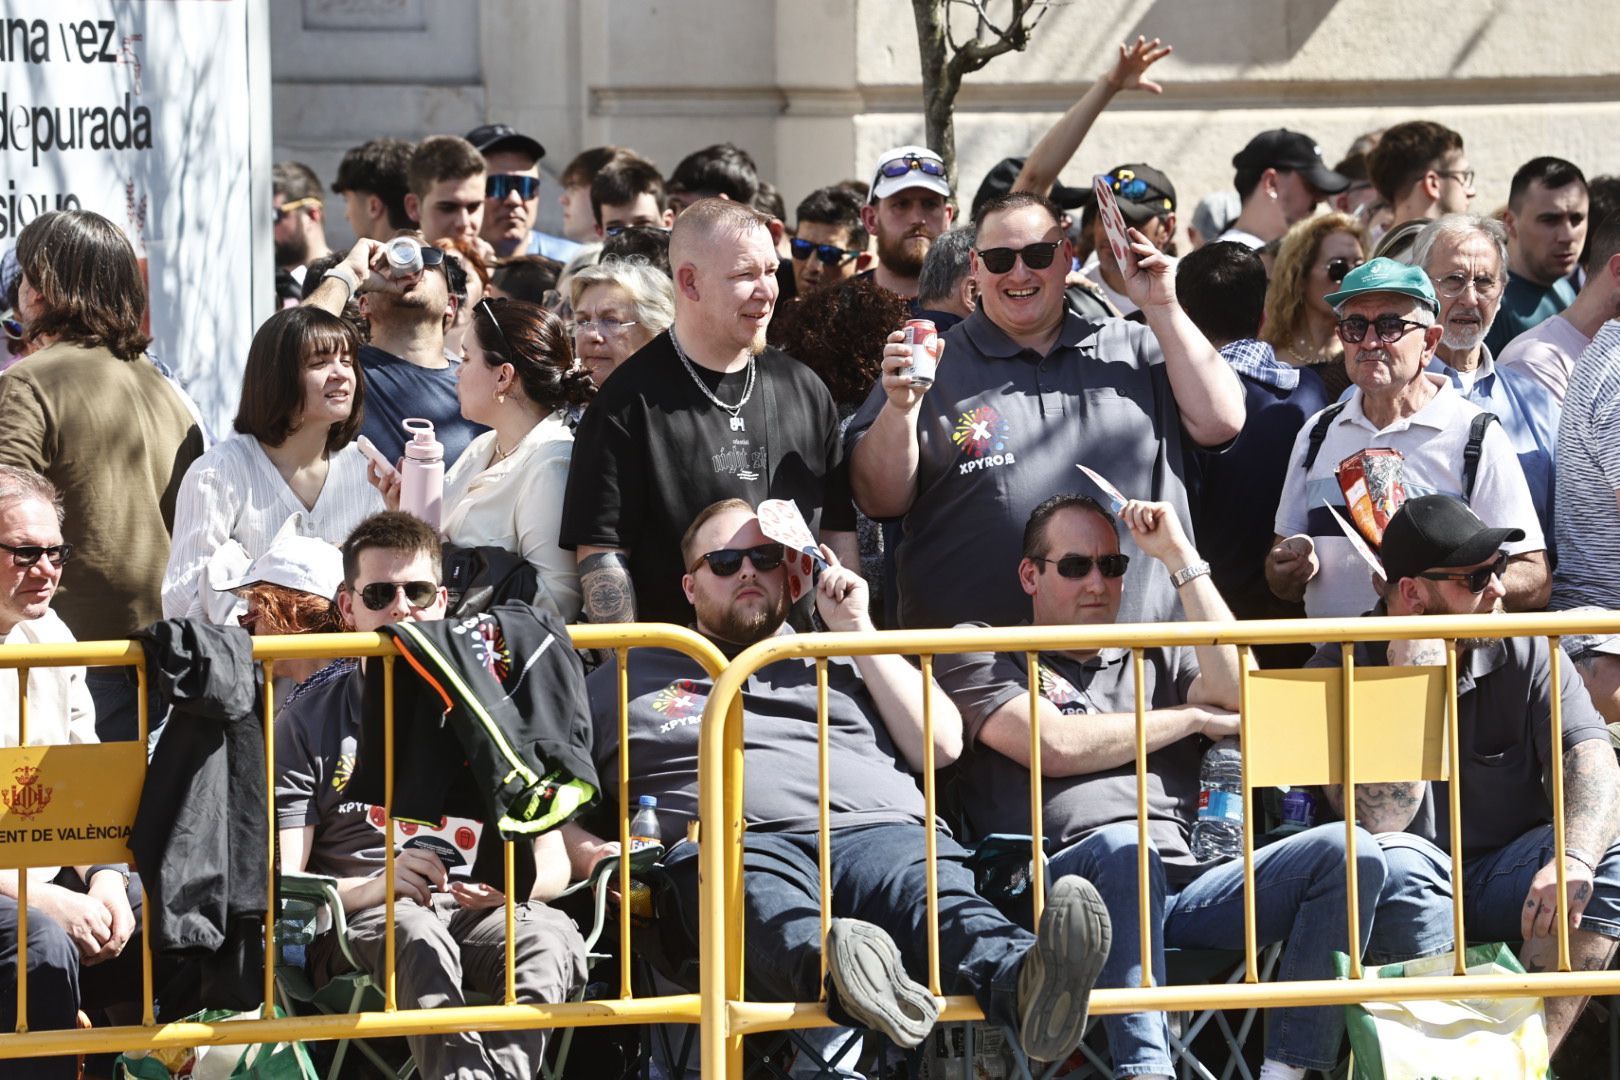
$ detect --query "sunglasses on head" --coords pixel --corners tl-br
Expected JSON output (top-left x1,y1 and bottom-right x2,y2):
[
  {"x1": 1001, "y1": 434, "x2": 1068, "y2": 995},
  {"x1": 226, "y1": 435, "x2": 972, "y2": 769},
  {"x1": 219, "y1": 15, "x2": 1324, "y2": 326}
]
[
  {"x1": 273, "y1": 197, "x2": 321, "y2": 225},
  {"x1": 1419, "y1": 551, "x2": 1507, "y2": 594},
  {"x1": 977, "y1": 242, "x2": 1059, "y2": 274},
  {"x1": 1107, "y1": 173, "x2": 1171, "y2": 207},
  {"x1": 1335, "y1": 314, "x2": 1427, "y2": 346},
  {"x1": 0, "y1": 541, "x2": 72, "y2": 568},
  {"x1": 477, "y1": 298, "x2": 518, "y2": 359},
  {"x1": 1326, "y1": 257, "x2": 1361, "y2": 284},
  {"x1": 1029, "y1": 553, "x2": 1130, "y2": 579},
  {"x1": 486, "y1": 174, "x2": 541, "y2": 200},
  {"x1": 789, "y1": 237, "x2": 860, "y2": 266},
  {"x1": 690, "y1": 543, "x2": 786, "y2": 577},
  {"x1": 877, "y1": 155, "x2": 947, "y2": 180},
  {"x1": 355, "y1": 580, "x2": 439, "y2": 612}
]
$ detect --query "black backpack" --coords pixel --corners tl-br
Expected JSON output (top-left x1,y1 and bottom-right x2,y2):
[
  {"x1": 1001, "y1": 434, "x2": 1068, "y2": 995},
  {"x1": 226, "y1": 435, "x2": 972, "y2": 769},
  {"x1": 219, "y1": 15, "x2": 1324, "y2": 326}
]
[
  {"x1": 1302, "y1": 402, "x2": 1499, "y2": 500},
  {"x1": 442, "y1": 544, "x2": 541, "y2": 618}
]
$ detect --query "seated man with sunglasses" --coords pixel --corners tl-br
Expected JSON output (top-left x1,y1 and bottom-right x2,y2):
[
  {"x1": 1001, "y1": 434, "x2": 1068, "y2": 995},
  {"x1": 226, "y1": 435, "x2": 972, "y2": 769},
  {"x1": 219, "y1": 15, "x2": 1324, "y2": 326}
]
[
  {"x1": 566, "y1": 497, "x2": 1112, "y2": 1062},
  {"x1": 1269, "y1": 258, "x2": 1546, "y2": 620},
  {"x1": 1309, "y1": 494, "x2": 1620, "y2": 1057},
  {"x1": 936, "y1": 493, "x2": 1424, "y2": 1080},
  {"x1": 276, "y1": 511, "x2": 587, "y2": 1080}
]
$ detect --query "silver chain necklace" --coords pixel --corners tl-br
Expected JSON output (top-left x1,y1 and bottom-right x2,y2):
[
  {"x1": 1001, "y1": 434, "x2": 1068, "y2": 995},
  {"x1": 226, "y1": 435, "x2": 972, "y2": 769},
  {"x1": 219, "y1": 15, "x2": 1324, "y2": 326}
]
[{"x1": 671, "y1": 329, "x2": 755, "y2": 432}]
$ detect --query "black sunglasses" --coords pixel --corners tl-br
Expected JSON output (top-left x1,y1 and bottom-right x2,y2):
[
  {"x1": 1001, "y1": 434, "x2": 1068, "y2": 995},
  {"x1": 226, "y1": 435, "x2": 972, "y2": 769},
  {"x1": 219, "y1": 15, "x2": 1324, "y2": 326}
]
[
  {"x1": 603, "y1": 223, "x2": 670, "y2": 238},
  {"x1": 1326, "y1": 257, "x2": 1361, "y2": 284},
  {"x1": 877, "y1": 155, "x2": 946, "y2": 180},
  {"x1": 0, "y1": 541, "x2": 72, "y2": 568},
  {"x1": 789, "y1": 237, "x2": 860, "y2": 266},
  {"x1": 356, "y1": 580, "x2": 439, "y2": 612},
  {"x1": 1029, "y1": 553, "x2": 1130, "y2": 580},
  {"x1": 977, "y1": 242, "x2": 1060, "y2": 274},
  {"x1": 1419, "y1": 552, "x2": 1507, "y2": 594},
  {"x1": 486, "y1": 174, "x2": 541, "y2": 200},
  {"x1": 690, "y1": 543, "x2": 786, "y2": 577},
  {"x1": 1335, "y1": 315, "x2": 1428, "y2": 346}
]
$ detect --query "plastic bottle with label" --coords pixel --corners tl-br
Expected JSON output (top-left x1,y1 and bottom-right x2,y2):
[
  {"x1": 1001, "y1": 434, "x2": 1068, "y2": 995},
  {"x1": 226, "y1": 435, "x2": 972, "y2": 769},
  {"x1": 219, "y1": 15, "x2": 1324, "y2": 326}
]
[
  {"x1": 1190, "y1": 736, "x2": 1243, "y2": 861},
  {"x1": 629, "y1": 795, "x2": 662, "y2": 852},
  {"x1": 398, "y1": 418, "x2": 444, "y2": 530}
]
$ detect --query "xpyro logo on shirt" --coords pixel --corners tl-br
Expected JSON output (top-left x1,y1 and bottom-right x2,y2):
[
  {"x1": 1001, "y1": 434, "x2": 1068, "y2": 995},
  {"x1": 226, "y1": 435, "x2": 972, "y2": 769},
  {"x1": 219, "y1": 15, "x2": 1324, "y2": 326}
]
[
  {"x1": 953, "y1": 405, "x2": 1016, "y2": 474},
  {"x1": 651, "y1": 678, "x2": 706, "y2": 733}
]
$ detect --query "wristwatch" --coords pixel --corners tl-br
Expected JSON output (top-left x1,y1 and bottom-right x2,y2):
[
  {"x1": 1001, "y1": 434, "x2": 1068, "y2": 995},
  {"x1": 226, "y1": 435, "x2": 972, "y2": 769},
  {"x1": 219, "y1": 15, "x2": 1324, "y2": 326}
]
[
  {"x1": 322, "y1": 263, "x2": 361, "y2": 299},
  {"x1": 1169, "y1": 560, "x2": 1211, "y2": 588}
]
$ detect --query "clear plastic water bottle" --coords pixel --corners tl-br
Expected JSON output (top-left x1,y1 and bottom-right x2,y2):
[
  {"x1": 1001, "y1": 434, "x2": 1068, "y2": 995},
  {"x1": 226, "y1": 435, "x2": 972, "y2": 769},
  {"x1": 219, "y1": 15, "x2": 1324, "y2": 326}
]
[
  {"x1": 629, "y1": 795, "x2": 662, "y2": 852},
  {"x1": 1190, "y1": 737, "x2": 1244, "y2": 861}
]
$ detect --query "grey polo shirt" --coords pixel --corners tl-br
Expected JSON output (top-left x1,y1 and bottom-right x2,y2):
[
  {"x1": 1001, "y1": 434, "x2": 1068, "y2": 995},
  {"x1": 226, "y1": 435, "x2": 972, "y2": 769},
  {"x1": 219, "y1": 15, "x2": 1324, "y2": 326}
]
[
  {"x1": 1306, "y1": 631, "x2": 1606, "y2": 857},
  {"x1": 846, "y1": 308, "x2": 1195, "y2": 629}
]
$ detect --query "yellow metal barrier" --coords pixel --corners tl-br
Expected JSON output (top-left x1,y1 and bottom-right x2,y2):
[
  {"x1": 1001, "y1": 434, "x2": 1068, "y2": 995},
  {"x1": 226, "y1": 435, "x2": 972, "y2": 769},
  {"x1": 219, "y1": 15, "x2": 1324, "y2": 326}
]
[
  {"x1": 696, "y1": 611, "x2": 1620, "y2": 1080},
  {"x1": 0, "y1": 624, "x2": 726, "y2": 1064}
]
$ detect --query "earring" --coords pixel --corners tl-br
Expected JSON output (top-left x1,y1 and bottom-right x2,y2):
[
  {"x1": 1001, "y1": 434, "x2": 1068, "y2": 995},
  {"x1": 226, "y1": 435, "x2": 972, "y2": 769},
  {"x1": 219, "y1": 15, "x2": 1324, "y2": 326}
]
[{"x1": 496, "y1": 392, "x2": 507, "y2": 405}]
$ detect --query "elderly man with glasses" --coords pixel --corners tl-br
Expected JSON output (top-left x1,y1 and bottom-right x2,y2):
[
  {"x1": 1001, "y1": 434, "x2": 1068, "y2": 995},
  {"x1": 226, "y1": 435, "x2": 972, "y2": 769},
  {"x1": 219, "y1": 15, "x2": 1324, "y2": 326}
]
[{"x1": 1267, "y1": 259, "x2": 1548, "y2": 619}]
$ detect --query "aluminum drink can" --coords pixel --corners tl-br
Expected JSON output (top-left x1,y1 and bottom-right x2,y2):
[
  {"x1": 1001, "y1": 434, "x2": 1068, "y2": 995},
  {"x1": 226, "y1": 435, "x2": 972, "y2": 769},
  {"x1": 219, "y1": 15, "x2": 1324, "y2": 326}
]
[
  {"x1": 385, "y1": 236, "x2": 424, "y2": 277},
  {"x1": 900, "y1": 319, "x2": 938, "y2": 388}
]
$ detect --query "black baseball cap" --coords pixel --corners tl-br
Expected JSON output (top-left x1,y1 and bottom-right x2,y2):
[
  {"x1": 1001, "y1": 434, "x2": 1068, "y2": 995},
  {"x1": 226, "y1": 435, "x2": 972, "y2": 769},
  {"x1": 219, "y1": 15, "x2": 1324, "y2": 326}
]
[
  {"x1": 1101, "y1": 164, "x2": 1176, "y2": 224},
  {"x1": 465, "y1": 123, "x2": 545, "y2": 163},
  {"x1": 1232, "y1": 129, "x2": 1349, "y2": 195},
  {"x1": 1380, "y1": 495, "x2": 1524, "y2": 584},
  {"x1": 971, "y1": 157, "x2": 1089, "y2": 221}
]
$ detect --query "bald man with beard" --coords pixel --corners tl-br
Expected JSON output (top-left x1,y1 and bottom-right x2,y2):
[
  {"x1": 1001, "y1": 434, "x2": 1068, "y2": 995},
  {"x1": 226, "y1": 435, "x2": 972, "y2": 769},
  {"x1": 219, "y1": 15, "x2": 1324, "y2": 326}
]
[{"x1": 560, "y1": 198, "x2": 859, "y2": 626}]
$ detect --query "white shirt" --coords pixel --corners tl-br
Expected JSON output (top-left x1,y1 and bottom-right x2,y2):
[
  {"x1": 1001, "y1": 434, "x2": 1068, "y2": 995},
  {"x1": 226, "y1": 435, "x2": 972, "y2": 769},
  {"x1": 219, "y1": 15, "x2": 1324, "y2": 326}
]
[
  {"x1": 1078, "y1": 253, "x2": 1138, "y2": 316},
  {"x1": 442, "y1": 412, "x2": 581, "y2": 621},
  {"x1": 1215, "y1": 226, "x2": 1267, "y2": 250},
  {"x1": 1498, "y1": 312, "x2": 1593, "y2": 404},
  {"x1": 1276, "y1": 374, "x2": 1545, "y2": 618},
  {"x1": 162, "y1": 434, "x2": 383, "y2": 620}
]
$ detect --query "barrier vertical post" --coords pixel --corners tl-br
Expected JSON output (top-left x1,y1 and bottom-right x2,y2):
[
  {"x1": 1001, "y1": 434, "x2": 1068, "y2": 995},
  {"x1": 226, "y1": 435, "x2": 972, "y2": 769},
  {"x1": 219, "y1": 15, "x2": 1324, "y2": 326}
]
[
  {"x1": 1238, "y1": 647, "x2": 1257, "y2": 980},
  {"x1": 816, "y1": 658, "x2": 831, "y2": 999},
  {"x1": 138, "y1": 660, "x2": 155, "y2": 1025},
  {"x1": 1445, "y1": 640, "x2": 1467, "y2": 975},
  {"x1": 1548, "y1": 636, "x2": 1571, "y2": 973},
  {"x1": 262, "y1": 658, "x2": 277, "y2": 1015},
  {"x1": 14, "y1": 667, "x2": 25, "y2": 1032},
  {"x1": 921, "y1": 655, "x2": 941, "y2": 996},
  {"x1": 504, "y1": 840, "x2": 517, "y2": 1005},
  {"x1": 1132, "y1": 649, "x2": 1151, "y2": 987},
  {"x1": 1026, "y1": 653, "x2": 1045, "y2": 923},
  {"x1": 382, "y1": 653, "x2": 397, "y2": 1010},
  {"x1": 616, "y1": 647, "x2": 633, "y2": 999},
  {"x1": 1341, "y1": 646, "x2": 1362, "y2": 979}
]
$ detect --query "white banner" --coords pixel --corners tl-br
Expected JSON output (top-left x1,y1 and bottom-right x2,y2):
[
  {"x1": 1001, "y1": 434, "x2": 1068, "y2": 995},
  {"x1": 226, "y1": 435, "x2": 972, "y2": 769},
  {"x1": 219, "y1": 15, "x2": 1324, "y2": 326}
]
[{"x1": 1, "y1": 1, "x2": 272, "y2": 434}]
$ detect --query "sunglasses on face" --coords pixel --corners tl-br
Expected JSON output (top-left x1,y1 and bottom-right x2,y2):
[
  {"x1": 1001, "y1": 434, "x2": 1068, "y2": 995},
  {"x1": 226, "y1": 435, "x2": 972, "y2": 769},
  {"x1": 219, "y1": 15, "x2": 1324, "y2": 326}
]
[
  {"x1": 355, "y1": 580, "x2": 439, "y2": 612},
  {"x1": 1028, "y1": 553, "x2": 1130, "y2": 579},
  {"x1": 1335, "y1": 314, "x2": 1428, "y2": 346},
  {"x1": 789, "y1": 237, "x2": 861, "y2": 266},
  {"x1": 1326, "y1": 257, "x2": 1361, "y2": 283},
  {"x1": 273, "y1": 197, "x2": 321, "y2": 225},
  {"x1": 486, "y1": 174, "x2": 541, "y2": 200},
  {"x1": 0, "y1": 541, "x2": 73, "y2": 568},
  {"x1": 689, "y1": 543, "x2": 786, "y2": 577},
  {"x1": 977, "y1": 242, "x2": 1060, "y2": 274},
  {"x1": 877, "y1": 155, "x2": 947, "y2": 180},
  {"x1": 1419, "y1": 551, "x2": 1507, "y2": 594}
]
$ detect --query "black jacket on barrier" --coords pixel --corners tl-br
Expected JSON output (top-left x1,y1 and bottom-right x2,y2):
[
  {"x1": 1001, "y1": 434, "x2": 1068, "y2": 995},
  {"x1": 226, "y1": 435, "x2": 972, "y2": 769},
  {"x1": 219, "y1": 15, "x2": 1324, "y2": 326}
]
[
  {"x1": 128, "y1": 620, "x2": 266, "y2": 1010},
  {"x1": 350, "y1": 602, "x2": 598, "y2": 839}
]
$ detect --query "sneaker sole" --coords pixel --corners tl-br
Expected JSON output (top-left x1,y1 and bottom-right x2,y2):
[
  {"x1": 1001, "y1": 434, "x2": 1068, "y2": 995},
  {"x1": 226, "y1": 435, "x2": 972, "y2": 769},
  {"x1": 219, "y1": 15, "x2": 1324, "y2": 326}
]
[
  {"x1": 826, "y1": 919, "x2": 940, "y2": 1048},
  {"x1": 1018, "y1": 875, "x2": 1112, "y2": 1062}
]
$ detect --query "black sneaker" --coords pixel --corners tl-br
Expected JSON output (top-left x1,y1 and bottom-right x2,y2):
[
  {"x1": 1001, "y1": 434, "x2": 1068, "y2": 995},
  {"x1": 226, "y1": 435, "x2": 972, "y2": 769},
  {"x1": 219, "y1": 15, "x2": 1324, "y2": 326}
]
[
  {"x1": 1016, "y1": 874, "x2": 1112, "y2": 1062},
  {"x1": 825, "y1": 918, "x2": 940, "y2": 1048}
]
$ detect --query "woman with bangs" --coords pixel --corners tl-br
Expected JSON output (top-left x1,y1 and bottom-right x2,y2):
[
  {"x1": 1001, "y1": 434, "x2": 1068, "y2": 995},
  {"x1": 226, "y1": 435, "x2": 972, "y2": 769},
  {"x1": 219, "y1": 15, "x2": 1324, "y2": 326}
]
[
  {"x1": 1260, "y1": 212, "x2": 1370, "y2": 400},
  {"x1": 162, "y1": 306, "x2": 384, "y2": 622}
]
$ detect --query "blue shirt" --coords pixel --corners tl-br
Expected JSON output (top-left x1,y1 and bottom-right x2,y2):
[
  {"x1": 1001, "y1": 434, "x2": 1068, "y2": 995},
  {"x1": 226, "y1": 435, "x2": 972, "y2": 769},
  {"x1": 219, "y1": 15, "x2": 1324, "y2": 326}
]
[
  {"x1": 357, "y1": 345, "x2": 488, "y2": 469},
  {"x1": 526, "y1": 230, "x2": 583, "y2": 263}
]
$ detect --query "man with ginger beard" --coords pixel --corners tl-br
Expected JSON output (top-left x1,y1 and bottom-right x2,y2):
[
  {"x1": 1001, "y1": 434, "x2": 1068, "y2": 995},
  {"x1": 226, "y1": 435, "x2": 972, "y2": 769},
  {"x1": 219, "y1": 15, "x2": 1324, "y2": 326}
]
[
  {"x1": 859, "y1": 145, "x2": 956, "y2": 301},
  {"x1": 560, "y1": 198, "x2": 858, "y2": 626}
]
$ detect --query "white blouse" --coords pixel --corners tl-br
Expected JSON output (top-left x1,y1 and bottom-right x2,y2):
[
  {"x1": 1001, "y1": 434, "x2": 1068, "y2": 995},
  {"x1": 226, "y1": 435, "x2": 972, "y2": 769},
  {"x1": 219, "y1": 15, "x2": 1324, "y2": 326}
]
[
  {"x1": 442, "y1": 412, "x2": 581, "y2": 621},
  {"x1": 162, "y1": 434, "x2": 383, "y2": 620}
]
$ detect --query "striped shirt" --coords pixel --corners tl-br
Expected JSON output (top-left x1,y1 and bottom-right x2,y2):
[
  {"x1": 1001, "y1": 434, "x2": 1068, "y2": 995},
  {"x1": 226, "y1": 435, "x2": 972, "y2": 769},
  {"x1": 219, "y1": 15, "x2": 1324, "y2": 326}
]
[{"x1": 1552, "y1": 321, "x2": 1620, "y2": 610}]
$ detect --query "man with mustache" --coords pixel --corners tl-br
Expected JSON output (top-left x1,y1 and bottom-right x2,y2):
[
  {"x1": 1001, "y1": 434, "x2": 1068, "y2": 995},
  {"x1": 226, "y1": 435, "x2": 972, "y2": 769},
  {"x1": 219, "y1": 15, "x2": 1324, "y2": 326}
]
[{"x1": 859, "y1": 145, "x2": 955, "y2": 301}]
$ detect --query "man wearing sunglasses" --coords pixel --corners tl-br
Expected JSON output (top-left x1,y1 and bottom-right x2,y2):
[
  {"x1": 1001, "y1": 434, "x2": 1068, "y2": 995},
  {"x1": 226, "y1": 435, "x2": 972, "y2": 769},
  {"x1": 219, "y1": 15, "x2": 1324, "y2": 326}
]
[
  {"x1": 568, "y1": 498, "x2": 1110, "y2": 1062},
  {"x1": 277, "y1": 511, "x2": 587, "y2": 1079},
  {"x1": 467, "y1": 123, "x2": 582, "y2": 263},
  {"x1": 791, "y1": 184, "x2": 872, "y2": 295},
  {"x1": 859, "y1": 144, "x2": 955, "y2": 300},
  {"x1": 936, "y1": 493, "x2": 1416, "y2": 1080},
  {"x1": 1270, "y1": 259, "x2": 1547, "y2": 619},
  {"x1": 1310, "y1": 494, "x2": 1620, "y2": 1056}
]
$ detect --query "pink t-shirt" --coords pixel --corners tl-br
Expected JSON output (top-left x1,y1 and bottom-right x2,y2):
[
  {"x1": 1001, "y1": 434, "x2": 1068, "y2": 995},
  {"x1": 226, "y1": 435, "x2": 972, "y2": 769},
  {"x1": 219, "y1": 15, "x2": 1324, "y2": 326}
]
[{"x1": 1498, "y1": 313, "x2": 1593, "y2": 403}]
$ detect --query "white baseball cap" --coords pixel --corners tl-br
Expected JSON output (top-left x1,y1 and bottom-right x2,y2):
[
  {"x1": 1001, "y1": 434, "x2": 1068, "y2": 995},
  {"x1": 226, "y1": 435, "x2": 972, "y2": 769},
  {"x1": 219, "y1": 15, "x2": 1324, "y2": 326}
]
[
  {"x1": 868, "y1": 145, "x2": 952, "y2": 202},
  {"x1": 212, "y1": 517, "x2": 343, "y2": 600}
]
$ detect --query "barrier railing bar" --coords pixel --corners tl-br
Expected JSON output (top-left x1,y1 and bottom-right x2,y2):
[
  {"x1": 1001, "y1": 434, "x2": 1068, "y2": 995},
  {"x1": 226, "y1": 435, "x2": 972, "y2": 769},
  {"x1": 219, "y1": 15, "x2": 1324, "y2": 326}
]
[
  {"x1": 920, "y1": 654, "x2": 941, "y2": 997},
  {"x1": 15, "y1": 666, "x2": 25, "y2": 1033},
  {"x1": 816, "y1": 657, "x2": 831, "y2": 1001},
  {"x1": 262, "y1": 659, "x2": 277, "y2": 1017},
  {"x1": 1445, "y1": 639, "x2": 1467, "y2": 975},
  {"x1": 1237, "y1": 646, "x2": 1257, "y2": 981},
  {"x1": 504, "y1": 840, "x2": 517, "y2": 1005},
  {"x1": 1026, "y1": 652, "x2": 1044, "y2": 924},
  {"x1": 1131, "y1": 648, "x2": 1151, "y2": 988},
  {"x1": 137, "y1": 660, "x2": 155, "y2": 1026},
  {"x1": 1341, "y1": 644, "x2": 1362, "y2": 979},
  {"x1": 382, "y1": 653, "x2": 397, "y2": 1011},
  {"x1": 615, "y1": 646, "x2": 632, "y2": 1001},
  {"x1": 1549, "y1": 634, "x2": 1571, "y2": 972}
]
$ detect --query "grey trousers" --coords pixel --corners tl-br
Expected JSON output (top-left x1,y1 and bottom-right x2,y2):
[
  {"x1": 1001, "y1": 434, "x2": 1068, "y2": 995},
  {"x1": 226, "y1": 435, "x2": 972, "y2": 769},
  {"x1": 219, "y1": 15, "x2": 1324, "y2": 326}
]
[{"x1": 332, "y1": 893, "x2": 586, "y2": 1080}]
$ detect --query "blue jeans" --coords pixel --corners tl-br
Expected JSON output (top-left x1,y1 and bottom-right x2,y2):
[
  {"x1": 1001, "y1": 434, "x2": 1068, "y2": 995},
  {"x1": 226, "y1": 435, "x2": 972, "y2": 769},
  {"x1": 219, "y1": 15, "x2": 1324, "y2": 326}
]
[
  {"x1": 663, "y1": 823, "x2": 1035, "y2": 1033},
  {"x1": 1050, "y1": 822, "x2": 1433, "y2": 1074}
]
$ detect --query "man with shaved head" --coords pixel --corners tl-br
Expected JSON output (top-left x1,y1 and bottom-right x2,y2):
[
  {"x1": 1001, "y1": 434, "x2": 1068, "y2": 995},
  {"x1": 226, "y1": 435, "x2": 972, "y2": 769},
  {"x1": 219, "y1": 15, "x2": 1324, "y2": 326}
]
[{"x1": 561, "y1": 198, "x2": 858, "y2": 624}]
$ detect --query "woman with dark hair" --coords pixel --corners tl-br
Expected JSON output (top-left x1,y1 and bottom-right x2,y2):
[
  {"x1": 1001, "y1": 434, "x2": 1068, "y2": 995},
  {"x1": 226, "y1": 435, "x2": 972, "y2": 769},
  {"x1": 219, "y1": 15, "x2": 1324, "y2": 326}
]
[
  {"x1": 372, "y1": 299, "x2": 594, "y2": 619},
  {"x1": 162, "y1": 307, "x2": 382, "y2": 621}
]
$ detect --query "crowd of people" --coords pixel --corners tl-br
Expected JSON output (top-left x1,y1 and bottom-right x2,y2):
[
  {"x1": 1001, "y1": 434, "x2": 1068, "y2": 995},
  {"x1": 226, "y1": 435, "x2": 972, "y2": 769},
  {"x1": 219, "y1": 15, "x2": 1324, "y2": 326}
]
[{"x1": 1, "y1": 33, "x2": 1619, "y2": 1080}]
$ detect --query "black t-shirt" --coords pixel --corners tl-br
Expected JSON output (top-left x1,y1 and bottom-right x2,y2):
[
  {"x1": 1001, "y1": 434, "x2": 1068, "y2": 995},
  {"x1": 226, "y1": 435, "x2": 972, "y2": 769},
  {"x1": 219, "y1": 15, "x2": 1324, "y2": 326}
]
[{"x1": 560, "y1": 332, "x2": 856, "y2": 624}]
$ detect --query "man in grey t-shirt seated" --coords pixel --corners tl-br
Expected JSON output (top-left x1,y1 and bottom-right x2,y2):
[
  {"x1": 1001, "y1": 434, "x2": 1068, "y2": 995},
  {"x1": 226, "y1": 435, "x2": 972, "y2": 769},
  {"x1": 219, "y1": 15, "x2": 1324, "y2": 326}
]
[
  {"x1": 934, "y1": 494, "x2": 1442, "y2": 1080},
  {"x1": 562, "y1": 497, "x2": 1110, "y2": 1061},
  {"x1": 275, "y1": 512, "x2": 586, "y2": 1079}
]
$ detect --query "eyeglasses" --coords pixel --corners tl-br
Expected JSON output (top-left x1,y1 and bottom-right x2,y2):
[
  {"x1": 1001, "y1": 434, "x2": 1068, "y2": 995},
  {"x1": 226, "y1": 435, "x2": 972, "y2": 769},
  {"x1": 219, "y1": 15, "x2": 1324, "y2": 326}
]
[
  {"x1": 355, "y1": 580, "x2": 439, "y2": 612},
  {"x1": 689, "y1": 543, "x2": 786, "y2": 577},
  {"x1": 1028, "y1": 553, "x2": 1130, "y2": 579},
  {"x1": 876, "y1": 155, "x2": 947, "y2": 181},
  {"x1": 273, "y1": 197, "x2": 321, "y2": 225},
  {"x1": 572, "y1": 314, "x2": 639, "y2": 337},
  {"x1": 1419, "y1": 551, "x2": 1507, "y2": 594},
  {"x1": 1435, "y1": 169, "x2": 1476, "y2": 190},
  {"x1": 977, "y1": 242, "x2": 1060, "y2": 274},
  {"x1": 1107, "y1": 172, "x2": 1172, "y2": 207},
  {"x1": 1430, "y1": 272, "x2": 1503, "y2": 299},
  {"x1": 0, "y1": 542, "x2": 73, "y2": 568},
  {"x1": 486, "y1": 174, "x2": 541, "y2": 200},
  {"x1": 1326, "y1": 257, "x2": 1361, "y2": 284},
  {"x1": 603, "y1": 223, "x2": 670, "y2": 238},
  {"x1": 1335, "y1": 314, "x2": 1429, "y2": 346},
  {"x1": 789, "y1": 238, "x2": 861, "y2": 266}
]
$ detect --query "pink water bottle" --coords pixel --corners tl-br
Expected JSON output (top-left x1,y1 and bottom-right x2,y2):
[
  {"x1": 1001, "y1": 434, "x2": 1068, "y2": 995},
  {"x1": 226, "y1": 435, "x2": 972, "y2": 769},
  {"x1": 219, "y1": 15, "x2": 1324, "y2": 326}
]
[{"x1": 399, "y1": 418, "x2": 444, "y2": 530}]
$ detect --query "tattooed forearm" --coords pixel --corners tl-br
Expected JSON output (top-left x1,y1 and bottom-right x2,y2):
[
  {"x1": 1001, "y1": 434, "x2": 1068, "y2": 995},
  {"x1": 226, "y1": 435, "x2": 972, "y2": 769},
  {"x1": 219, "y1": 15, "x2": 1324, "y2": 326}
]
[
  {"x1": 578, "y1": 551, "x2": 637, "y2": 624},
  {"x1": 1323, "y1": 781, "x2": 1426, "y2": 833},
  {"x1": 1561, "y1": 740, "x2": 1620, "y2": 859}
]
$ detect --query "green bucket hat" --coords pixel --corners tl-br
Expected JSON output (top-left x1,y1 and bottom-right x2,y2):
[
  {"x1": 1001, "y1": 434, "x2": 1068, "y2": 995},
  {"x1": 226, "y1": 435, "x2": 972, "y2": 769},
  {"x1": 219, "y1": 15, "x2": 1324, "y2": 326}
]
[{"x1": 1323, "y1": 256, "x2": 1439, "y2": 313}]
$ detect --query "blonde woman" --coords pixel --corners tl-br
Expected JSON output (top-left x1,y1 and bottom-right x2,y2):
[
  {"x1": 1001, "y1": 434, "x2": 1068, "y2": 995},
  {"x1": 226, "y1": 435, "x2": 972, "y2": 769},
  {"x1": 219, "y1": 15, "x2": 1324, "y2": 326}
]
[{"x1": 1260, "y1": 213, "x2": 1369, "y2": 400}]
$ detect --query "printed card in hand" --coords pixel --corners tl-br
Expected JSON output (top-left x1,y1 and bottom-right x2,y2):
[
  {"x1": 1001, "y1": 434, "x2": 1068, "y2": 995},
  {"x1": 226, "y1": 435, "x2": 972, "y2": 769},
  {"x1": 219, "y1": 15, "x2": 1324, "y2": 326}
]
[
  {"x1": 1325, "y1": 501, "x2": 1387, "y2": 589},
  {"x1": 1093, "y1": 174, "x2": 1133, "y2": 269},
  {"x1": 757, "y1": 498, "x2": 825, "y2": 604},
  {"x1": 1076, "y1": 464, "x2": 1129, "y2": 514}
]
